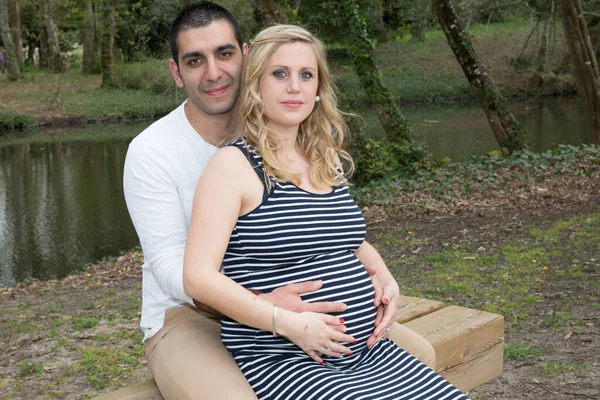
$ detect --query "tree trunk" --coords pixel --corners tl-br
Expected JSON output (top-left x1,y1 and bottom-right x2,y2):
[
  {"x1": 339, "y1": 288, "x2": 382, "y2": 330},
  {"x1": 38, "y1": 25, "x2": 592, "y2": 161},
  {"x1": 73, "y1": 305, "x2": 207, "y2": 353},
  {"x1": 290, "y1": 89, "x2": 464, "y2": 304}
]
[
  {"x1": 433, "y1": 0, "x2": 527, "y2": 152},
  {"x1": 8, "y1": 0, "x2": 23, "y2": 67},
  {"x1": 561, "y1": 0, "x2": 600, "y2": 143},
  {"x1": 39, "y1": 29, "x2": 49, "y2": 69},
  {"x1": 410, "y1": 0, "x2": 430, "y2": 42},
  {"x1": 27, "y1": 40, "x2": 34, "y2": 66},
  {"x1": 338, "y1": 1, "x2": 409, "y2": 141},
  {"x1": 43, "y1": 0, "x2": 63, "y2": 72},
  {"x1": 181, "y1": 0, "x2": 190, "y2": 8},
  {"x1": 0, "y1": 0, "x2": 19, "y2": 79},
  {"x1": 536, "y1": 0, "x2": 556, "y2": 75},
  {"x1": 82, "y1": 0, "x2": 94, "y2": 73},
  {"x1": 410, "y1": 21, "x2": 427, "y2": 42},
  {"x1": 100, "y1": 0, "x2": 116, "y2": 87},
  {"x1": 374, "y1": 0, "x2": 387, "y2": 42},
  {"x1": 586, "y1": 6, "x2": 600, "y2": 58},
  {"x1": 251, "y1": 0, "x2": 288, "y2": 25}
]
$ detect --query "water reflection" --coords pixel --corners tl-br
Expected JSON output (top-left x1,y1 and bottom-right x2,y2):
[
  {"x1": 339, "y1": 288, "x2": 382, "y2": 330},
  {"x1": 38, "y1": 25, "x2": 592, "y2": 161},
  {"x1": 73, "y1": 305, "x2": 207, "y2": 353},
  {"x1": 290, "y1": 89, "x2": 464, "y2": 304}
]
[
  {"x1": 0, "y1": 123, "x2": 149, "y2": 286},
  {"x1": 363, "y1": 97, "x2": 591, "y2": 161}
]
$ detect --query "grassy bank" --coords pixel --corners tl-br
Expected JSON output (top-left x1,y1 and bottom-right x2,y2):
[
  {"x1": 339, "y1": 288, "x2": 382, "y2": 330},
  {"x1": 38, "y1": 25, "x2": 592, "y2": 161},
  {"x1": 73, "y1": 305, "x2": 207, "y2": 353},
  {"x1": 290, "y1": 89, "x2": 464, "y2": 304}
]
[
  {"x1": 0, "y1": 66, "x2": 186, "y2": 132},
  {"x1": 0, "y1": 120, "x2": 150, "y2": 148},
  {"x1": 0, "y1": 19, "x2": 574, "y2": 132}
]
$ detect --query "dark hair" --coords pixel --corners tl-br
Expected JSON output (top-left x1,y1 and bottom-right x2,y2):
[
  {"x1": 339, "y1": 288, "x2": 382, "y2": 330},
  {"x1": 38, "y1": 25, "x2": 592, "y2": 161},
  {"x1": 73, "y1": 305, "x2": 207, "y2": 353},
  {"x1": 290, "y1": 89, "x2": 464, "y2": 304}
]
[{"x1": 170, "y1": 1, "x2": 244, "y2": 66}]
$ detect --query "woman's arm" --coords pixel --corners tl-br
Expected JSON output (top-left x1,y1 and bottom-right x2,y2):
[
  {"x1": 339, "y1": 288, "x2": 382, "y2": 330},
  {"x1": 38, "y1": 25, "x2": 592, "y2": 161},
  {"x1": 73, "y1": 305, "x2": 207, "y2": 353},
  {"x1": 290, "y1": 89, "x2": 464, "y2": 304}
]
[
  {"x1": 183, "y1": 147, "x2": 354, "y2": 362},
  {"x1": 183, "y1": 147, "x2": 271, "y2": 325},
  {"x1": 354, "y1": 241, "x2": 400, "y2": 347}
]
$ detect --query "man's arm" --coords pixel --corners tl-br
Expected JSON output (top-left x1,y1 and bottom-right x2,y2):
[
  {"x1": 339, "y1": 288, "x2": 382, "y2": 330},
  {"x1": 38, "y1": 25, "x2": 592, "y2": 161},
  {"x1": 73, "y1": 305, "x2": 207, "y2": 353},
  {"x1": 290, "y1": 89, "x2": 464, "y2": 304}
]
[
  {"x1": 194, "y1": 281, "x2": 347, "y2": 318},
  {"x1": 123, "y1": 143, "x2": 193, "y2": 305}
]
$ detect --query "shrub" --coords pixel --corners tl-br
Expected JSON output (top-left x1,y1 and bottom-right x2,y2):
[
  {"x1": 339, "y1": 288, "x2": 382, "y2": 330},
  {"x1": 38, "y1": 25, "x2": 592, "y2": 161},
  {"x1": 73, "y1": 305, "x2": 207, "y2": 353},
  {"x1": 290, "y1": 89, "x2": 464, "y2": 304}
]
[
  {"x1": 112, "y1": 59, "x2": 178, "y2": 95},
  {"x1": 351, "y1": 143, "x2": 600, "y2": 207},
  {"x1": 344, "y1": 111, "x2": 431, "y2": 186},
  {"x1": 349, "y1": 132, "x2": 427, "y2": 185},
  {"x1": 0, "y1": 107, "x2": 39, "y2": 132}
]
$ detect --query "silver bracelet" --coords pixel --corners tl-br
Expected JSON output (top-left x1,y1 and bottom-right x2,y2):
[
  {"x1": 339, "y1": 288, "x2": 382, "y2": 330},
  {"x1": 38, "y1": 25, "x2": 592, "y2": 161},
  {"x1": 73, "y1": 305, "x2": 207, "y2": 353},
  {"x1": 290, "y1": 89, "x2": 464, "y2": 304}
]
[{"x1": 272, "y1": 304, "x2": 278, "y2": 337}]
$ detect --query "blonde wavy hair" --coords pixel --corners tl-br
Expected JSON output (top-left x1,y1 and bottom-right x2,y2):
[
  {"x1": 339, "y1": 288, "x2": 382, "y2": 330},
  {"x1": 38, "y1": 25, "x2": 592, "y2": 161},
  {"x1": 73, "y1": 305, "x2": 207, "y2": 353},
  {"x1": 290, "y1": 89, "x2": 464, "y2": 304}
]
[{"x1": 240, "y1": 24, "x2": 354, "y2": 189}]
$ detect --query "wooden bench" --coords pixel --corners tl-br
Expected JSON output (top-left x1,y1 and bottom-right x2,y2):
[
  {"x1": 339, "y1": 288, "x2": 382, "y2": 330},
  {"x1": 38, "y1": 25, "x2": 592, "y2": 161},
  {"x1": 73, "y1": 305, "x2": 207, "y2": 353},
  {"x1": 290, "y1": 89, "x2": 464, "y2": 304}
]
[{"x1": 93, "y1": 296, "x2": 504, "y2": 399}]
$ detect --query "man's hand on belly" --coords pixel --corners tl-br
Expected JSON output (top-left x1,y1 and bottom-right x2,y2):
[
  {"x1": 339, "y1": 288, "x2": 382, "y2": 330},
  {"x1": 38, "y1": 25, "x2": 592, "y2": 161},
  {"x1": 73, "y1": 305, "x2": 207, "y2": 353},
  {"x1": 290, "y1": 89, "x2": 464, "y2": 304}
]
[{"x1": 259, "y1": 281, "x2": 349, "y2": 332}]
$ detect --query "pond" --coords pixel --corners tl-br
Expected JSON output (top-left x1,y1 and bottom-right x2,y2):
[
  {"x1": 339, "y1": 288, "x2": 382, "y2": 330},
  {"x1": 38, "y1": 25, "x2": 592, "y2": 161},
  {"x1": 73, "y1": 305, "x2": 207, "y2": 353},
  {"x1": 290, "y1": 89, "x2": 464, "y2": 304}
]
[
  {"x1": 0, "y1": 97, "x2": 592, "y2": 286},
  {"x1": 0, "y1": 123, "x2": 146, "y2": 287},
  {"x1": 361, "y1": 97, "x2": 591, "y2": 161}
]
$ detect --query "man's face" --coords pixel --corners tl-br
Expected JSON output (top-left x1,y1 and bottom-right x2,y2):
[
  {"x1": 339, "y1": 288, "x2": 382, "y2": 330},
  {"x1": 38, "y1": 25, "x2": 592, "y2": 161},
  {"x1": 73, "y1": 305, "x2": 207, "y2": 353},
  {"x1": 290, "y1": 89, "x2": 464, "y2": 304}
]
[{"x1": 169, "y1": 20, "x2": 247, "y2": 116}]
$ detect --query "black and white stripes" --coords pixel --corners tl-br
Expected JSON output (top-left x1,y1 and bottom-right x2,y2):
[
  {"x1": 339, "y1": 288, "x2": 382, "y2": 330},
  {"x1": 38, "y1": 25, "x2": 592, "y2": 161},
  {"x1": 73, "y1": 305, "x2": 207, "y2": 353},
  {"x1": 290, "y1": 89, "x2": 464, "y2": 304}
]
[{"x1": 220, "y1": 138, "x2": 468, "y2": 400}]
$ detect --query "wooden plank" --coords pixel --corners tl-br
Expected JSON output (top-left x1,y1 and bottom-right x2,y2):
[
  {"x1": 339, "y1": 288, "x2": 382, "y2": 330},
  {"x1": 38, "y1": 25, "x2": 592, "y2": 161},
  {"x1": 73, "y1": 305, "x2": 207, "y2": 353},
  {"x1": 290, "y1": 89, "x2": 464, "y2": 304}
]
[
  {"x1": 404, "y1": 305, "x2": 505, "y2": 392},
  {"x1": 92, "y1": 379, "x2": 162, "y2": 400},
  {"x1": 437, "y1": 339, "x2": 504, "y2": 393},
  {"x1": 395, "y1": 295, "x2": 445, "y2": 323}
]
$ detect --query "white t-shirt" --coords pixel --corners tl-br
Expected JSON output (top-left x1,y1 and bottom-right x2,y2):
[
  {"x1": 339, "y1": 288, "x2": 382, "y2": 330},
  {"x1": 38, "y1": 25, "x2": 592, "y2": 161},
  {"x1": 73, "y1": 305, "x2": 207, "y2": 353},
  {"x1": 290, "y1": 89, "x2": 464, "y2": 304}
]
[{"x1": 123, "y1": 100, "x2": 217, "y2": 342}]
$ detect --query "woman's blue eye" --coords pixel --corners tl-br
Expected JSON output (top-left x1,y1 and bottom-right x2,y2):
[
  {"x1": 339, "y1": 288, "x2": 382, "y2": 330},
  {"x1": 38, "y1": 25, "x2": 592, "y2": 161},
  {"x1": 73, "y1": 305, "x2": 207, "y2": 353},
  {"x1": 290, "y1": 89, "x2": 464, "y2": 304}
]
[
  {"x1": 300, "y1": 71, "x2": 313, "y2": 79},
  {"x1": 273, "y1": 70, "x2": 287, "y2": 78}
]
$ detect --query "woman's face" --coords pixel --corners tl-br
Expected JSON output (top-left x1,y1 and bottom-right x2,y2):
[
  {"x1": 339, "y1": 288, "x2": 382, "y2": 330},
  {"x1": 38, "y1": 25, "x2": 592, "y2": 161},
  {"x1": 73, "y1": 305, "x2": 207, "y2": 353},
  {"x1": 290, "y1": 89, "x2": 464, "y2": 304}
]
[{"x1": 259, "y1": 41, "x2": 319, "y2": 134}]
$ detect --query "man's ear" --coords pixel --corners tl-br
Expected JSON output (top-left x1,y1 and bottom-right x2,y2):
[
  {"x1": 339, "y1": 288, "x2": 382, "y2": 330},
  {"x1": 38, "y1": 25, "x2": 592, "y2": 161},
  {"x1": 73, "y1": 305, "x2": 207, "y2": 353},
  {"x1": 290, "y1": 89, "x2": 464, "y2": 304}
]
[
  {"x1": 242, "y1": 43, "x2": 249, "y2": 59},
  {"x1": 169, "y1": 59, "x2": 185, "y2": 89}
]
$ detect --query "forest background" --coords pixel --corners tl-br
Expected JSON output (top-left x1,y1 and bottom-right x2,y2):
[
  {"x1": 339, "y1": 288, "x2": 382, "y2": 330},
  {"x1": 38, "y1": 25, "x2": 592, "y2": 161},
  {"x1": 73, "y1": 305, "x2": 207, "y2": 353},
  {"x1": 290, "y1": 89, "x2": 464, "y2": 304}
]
[{"x1": 0, "y1": 0, "x2": 599, "y2": 399}]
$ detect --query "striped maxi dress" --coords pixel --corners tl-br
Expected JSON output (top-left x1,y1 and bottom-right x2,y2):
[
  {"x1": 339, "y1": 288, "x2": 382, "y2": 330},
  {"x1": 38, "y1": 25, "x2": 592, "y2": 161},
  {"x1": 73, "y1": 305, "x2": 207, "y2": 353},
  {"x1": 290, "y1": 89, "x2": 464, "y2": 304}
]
[{"x1": 220, "y1": 138, "x2": 469, "y2": 400}]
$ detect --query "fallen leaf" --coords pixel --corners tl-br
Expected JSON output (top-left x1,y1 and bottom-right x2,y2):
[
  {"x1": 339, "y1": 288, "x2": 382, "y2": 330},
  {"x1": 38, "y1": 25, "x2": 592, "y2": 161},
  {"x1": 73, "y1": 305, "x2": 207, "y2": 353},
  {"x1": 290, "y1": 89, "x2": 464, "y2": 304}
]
[
  {"x1": 564, "y1": 330, "x2": 573, "y2": 341},
  {"x1": 75, "y1": 332, "x2": 95, "y2": 340}
]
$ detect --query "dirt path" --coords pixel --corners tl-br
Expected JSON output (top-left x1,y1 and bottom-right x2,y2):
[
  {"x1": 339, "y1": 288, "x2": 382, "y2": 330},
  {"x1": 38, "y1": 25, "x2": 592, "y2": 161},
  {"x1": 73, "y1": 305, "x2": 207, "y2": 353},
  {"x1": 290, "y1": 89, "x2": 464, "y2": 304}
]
[{"x1": 1, "y1": 185, "x2": 599, "y2": 399}]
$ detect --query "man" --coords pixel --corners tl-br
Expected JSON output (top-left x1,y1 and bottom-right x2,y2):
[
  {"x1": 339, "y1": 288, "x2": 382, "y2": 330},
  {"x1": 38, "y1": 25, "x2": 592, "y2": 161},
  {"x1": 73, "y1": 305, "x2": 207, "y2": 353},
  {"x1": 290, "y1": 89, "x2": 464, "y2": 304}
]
[{"x1": 123, "y1": 2, "x2": 435, "y2": 399}]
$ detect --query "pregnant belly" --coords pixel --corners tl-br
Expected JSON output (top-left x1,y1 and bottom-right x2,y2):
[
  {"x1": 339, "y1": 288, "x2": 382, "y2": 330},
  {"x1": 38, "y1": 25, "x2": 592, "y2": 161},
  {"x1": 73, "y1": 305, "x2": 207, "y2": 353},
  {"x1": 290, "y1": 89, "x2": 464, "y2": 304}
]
[
  {"x1": 222, "y1": 252, "x2": 376, "y2": 354},
  {"x1": 299, "y1": 258, "x2": 376, "y2": 346}
]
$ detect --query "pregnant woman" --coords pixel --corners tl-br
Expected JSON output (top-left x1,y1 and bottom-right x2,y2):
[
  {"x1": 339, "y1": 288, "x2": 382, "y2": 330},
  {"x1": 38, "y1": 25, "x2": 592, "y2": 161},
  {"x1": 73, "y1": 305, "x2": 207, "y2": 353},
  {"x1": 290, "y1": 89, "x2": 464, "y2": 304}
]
[{"x1": 183, "y1": 24, "x2": 469, "y2": 400}]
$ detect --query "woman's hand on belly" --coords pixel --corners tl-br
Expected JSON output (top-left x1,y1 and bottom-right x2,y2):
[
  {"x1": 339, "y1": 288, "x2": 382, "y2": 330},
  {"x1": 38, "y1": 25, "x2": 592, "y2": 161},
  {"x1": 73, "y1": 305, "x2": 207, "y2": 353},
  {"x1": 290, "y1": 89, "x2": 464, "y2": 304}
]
[
  {"x1": 366, "y1": 279, "x2": 400, "y2": 348},
  {"x1": 277, "y1": 309, "x2": 356, "y2": 364}
]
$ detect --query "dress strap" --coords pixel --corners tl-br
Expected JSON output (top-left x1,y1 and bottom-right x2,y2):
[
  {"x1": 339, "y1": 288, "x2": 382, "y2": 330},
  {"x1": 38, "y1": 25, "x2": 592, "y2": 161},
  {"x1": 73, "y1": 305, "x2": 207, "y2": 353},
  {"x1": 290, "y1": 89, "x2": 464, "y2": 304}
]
[{"x1": 227, "y1": 137, "x2": 271, "y2": 202}]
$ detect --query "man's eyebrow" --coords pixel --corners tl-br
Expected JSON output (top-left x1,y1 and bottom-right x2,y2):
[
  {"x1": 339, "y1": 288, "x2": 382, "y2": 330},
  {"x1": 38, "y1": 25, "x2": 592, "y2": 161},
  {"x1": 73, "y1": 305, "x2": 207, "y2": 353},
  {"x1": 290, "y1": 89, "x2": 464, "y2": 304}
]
[
  {"x1": 181, "y1": 44, "x2": 237, "y2": 60},
  {"x1": 216, "y1": 44, "x2": 237, "y2": 53},
  {"x1": 181, "y1": 51, "x2": 204, "y2": 60}
]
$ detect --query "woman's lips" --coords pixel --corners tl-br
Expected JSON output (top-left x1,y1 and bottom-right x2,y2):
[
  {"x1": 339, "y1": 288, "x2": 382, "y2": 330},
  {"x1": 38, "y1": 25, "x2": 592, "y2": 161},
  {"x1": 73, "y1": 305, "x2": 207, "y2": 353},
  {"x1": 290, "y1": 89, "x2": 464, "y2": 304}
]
[{"x1": 281, "y1": 100, "x2": 303, "y2": 108}]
